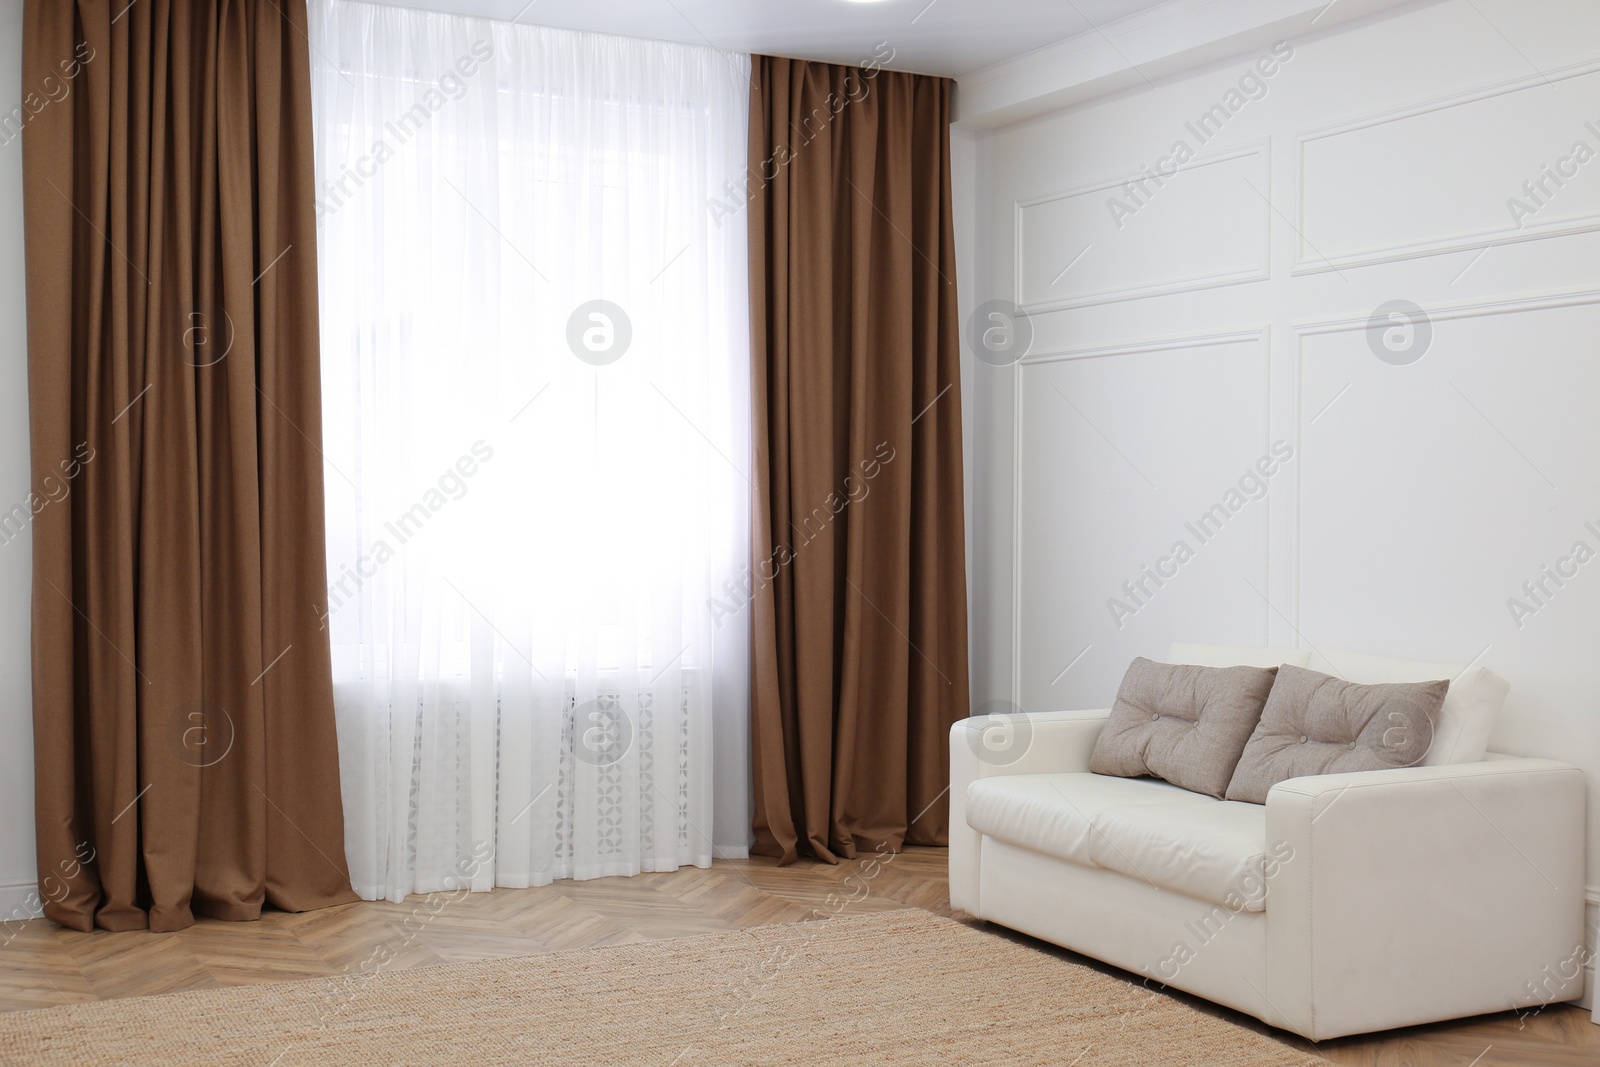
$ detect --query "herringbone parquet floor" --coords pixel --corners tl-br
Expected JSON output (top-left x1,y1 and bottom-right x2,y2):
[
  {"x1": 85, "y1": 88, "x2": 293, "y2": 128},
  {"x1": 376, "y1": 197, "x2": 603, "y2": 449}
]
[{"x1": 0, "y1": 848, "x2": 1593, "y2": 1065}]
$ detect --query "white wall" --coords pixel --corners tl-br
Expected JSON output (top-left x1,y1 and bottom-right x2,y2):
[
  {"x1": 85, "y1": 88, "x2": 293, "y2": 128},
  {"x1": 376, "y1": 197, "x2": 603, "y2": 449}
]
[
  {"x1": 0, "y1": 0, "x2": 39, "y2": 918},
  {"x1": 958, "y1": 0, "x2": 1600, "y2": 999}
]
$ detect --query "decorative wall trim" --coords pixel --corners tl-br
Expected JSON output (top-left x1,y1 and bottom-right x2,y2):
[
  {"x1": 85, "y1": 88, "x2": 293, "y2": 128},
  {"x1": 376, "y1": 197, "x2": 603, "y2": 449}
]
[
  {"x1": 1011, "y1": 359, "x2": 1024, "y2": 705},
  {"x1": 1013, "y1": 139, "x2": 1271, "y2": 314},
  {"x1": 1288, "y1": 288, "x2": 1600, "y2": 630},
  {"x1": 1019, "y1": 327, "x2": 1267, "y2": 366},
  {"x1": 1293, "y1": 287, "x2": 1600, "y2": 339},
  {"x1": 1292, "y1": 59, "x2": 1600, "y2": 275},
  {"x1": 1011, "y1": 328, "x2": 1272, "y2": 700}
]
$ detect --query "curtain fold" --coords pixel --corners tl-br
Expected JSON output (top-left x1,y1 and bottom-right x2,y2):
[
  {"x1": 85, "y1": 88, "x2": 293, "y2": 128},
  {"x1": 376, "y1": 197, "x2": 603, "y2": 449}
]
[
  {"x1": 21, "y1": 0, "x2": 356, "y2": 932},
  {"x1": 308, "y1": 0, "x2": 751, "y2": 902},
  {"x1": 748, "y1": 56, "x2": 970, "y2": 865}
]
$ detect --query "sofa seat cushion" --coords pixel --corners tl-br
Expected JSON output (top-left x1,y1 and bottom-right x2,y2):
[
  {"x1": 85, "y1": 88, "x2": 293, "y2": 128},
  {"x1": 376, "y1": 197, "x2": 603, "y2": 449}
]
[
  {"x1": 964, "y1": 773, "x2": 1211, "y2": 869},
  {"x1": 1090, "y1": 800, "x2": 1280, "y2": 912}
]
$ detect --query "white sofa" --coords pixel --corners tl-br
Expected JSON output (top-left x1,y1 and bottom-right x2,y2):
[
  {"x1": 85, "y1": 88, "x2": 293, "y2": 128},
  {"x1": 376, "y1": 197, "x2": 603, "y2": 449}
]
[{"x1": 949, "y1": 644, "x2": 1588, "y2": 1040}]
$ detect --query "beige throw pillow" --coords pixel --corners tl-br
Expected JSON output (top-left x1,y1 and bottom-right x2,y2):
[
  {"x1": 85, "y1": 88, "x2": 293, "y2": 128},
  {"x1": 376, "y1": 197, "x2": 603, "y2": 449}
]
[
  {"x1": 1225, "y1": 664, "x2": 1448, "y2": 804},
  {"x1": 1088, "y1": 658, "x2": 1279, "y2": 799}
]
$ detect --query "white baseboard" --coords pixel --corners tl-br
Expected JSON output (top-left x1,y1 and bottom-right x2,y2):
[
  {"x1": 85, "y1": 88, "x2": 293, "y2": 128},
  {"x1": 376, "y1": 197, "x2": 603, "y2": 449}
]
[
  {"x1": 1584, "y1": 891, "x2": 1599, "y2": 1016},
  {"x1": 712, "y1": 844, "x2": 751, "y2": 861},
  {"x1": 0, "y1": 881, "x2": 41, "y2": 922}
]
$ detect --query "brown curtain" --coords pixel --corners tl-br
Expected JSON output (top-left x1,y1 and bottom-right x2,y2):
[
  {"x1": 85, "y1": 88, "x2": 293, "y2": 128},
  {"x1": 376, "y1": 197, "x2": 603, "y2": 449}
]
[
  {"x1": 21, "y1": 0, "x2": 356, "y2": 931},
  {"x1": 748, "y1": 56, "x2": 970, "y2": 865}
]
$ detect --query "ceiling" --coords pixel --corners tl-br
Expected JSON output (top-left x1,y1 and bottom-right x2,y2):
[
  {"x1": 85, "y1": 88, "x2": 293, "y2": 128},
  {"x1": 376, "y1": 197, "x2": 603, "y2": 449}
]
[{"x1": 369, "y1": 0, "x2": 1177, "y2": 78}]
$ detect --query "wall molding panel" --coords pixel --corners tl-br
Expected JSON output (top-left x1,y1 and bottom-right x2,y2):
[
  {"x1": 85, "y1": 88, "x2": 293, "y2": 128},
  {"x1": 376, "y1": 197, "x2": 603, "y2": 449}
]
[
  {"x1": 1013, "y1": 140, "x2": 1271, "y2": 314},
  {"x1": 1011, "y1": 329, "x2": 1273, "y2": 710},
  {"x1": 1293, "y1": 59, "x2": 1600, "y2": 275},
  {"x1": 1288, "y1": 288, "x2": 1600, "y2": 633}
]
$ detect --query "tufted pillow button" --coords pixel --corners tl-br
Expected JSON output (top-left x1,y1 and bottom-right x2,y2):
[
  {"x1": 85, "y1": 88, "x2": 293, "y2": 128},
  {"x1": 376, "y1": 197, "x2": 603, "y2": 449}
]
[
  {"x1": 1150, "y1": 713, "x2": 1159, "y2": 721},
  {"x1": 1298, "y1": 735, "x2": 1308, "y2": 744},
  {"x1": 1348, "y1": 741, "x2": 1356, "y2": 749}
]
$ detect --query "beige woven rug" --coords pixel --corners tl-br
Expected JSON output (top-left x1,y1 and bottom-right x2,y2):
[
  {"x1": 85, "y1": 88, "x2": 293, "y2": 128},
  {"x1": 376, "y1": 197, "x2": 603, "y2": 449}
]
[{"x1": 0, "y1": 910, "x2": 1321, "y2": 1066}]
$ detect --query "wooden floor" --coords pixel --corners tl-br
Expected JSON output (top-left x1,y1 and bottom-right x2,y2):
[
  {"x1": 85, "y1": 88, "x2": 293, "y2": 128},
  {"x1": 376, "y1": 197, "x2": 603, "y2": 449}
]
[{"x1": 0, "y1": 848, "x2": 1593, "y2": 1065}]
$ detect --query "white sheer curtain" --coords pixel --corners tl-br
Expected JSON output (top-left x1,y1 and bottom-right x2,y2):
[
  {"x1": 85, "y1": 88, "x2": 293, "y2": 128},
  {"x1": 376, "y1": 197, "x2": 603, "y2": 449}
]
[{"x1": 308, "y1": 0, "x2": 750, "y2": 901}]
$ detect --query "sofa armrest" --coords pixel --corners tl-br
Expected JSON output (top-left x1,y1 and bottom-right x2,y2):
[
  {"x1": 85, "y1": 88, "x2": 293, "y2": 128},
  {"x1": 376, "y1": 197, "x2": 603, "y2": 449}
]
[
  {"x1": 1264, "y1": 758, "x2": 1587, "y2": 1040},
  {"x1": 948, "y1": 710, "x2": 1111, "y2": 915}
]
